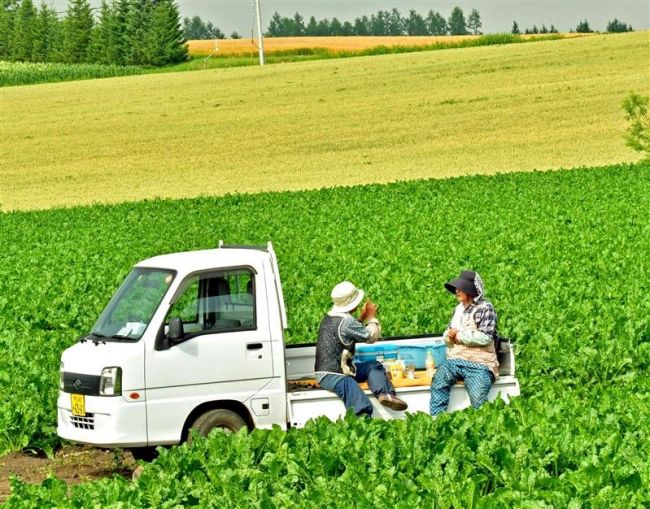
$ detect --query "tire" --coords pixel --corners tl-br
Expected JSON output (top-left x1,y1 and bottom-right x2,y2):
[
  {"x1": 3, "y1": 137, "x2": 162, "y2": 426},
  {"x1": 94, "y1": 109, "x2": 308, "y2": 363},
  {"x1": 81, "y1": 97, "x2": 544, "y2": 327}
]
[
  {"x1": 129, "y1": 446, "x2": 158, "y2": 462},
  {"x1": 187, "y1": 409, "x2": 247, "y2": 444}
]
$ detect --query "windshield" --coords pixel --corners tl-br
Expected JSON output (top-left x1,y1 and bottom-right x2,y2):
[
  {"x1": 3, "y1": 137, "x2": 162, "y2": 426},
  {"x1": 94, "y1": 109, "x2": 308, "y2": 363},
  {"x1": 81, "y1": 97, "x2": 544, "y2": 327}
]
[{"x1": 90, "y1": 268, "x2": 175, "y2": 341}]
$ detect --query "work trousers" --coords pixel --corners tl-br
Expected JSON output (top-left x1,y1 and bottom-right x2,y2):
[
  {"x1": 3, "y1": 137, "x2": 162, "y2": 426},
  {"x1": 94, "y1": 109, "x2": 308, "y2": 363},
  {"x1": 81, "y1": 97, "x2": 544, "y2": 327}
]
[
  {"x1": 319, "y1": 361, "x2": 394, "y2": 417},
  {"x1": 430, "y1": 358, "x2": 494, "y2": 416}
]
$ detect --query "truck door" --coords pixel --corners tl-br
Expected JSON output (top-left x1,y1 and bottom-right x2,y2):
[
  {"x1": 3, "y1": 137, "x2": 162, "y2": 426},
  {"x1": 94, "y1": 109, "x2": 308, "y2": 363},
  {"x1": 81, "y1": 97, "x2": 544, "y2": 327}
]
[{"x1": 144, "y1": 267, "x2": 273, "y2": 444}]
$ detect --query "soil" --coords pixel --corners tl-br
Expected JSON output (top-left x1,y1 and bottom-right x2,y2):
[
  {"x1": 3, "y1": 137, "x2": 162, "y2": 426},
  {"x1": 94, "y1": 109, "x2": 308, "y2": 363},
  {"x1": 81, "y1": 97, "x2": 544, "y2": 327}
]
[{"x1": 0, "y1": 445, "x2": 137, "y2": 503}]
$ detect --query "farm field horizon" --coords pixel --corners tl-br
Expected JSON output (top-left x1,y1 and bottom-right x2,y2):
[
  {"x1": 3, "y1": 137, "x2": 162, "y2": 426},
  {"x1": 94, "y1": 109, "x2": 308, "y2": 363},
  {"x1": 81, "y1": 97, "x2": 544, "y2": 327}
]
[{"x1": 1, "y1": 31, "x2": 647, "y2": 212}]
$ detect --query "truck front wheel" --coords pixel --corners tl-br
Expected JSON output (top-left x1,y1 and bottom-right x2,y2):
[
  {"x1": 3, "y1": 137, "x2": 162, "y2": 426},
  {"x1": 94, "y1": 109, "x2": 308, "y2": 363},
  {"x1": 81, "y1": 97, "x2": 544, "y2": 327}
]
[{"x1": 187, "y1": 409, "x2": 247, "y2": 444}]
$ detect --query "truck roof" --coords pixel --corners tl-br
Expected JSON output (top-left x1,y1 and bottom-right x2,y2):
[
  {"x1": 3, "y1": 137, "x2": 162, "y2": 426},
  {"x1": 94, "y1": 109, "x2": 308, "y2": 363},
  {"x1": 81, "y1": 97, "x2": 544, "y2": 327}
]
[{"x1": 136, "y1": 247, "x2": 267, "y2": 274}]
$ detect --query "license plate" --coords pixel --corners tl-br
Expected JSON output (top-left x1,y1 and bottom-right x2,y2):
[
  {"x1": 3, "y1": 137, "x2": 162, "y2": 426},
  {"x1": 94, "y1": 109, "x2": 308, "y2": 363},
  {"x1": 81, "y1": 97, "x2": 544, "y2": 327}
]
[{"x1": 71, "y1": 393, "x2": 85, "y2": 416}]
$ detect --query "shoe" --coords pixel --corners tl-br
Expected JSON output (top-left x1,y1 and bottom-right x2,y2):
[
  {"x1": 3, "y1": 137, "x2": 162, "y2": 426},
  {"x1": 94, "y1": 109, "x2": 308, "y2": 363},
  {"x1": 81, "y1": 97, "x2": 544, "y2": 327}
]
[{"x1": 378, "y1": 393, "x2": 408, "y2": 411}]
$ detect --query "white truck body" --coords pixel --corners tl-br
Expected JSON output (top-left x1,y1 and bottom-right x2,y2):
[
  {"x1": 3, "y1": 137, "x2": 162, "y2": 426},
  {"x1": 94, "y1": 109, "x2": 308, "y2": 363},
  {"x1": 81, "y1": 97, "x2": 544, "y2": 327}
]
[{"x1": 57, "y1": 244, "x2": 520, "y2": 449}]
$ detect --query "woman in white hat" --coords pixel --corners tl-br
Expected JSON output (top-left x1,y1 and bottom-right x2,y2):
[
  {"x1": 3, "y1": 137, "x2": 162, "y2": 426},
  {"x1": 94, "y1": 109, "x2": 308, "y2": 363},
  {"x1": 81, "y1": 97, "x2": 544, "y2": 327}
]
[
  {"x1": 314, "y1": 281, "x2": 408, "y2": 416},
  {"x1": 430, "y1": 270, "x2": 499, "y2": 416}
]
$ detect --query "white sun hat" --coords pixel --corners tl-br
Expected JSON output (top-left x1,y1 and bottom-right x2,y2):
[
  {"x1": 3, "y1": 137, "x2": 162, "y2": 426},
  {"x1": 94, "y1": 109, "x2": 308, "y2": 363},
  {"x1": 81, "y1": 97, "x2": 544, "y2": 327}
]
[{"x1": 330, "y1": 281, "x2": 365, "y2": 313}]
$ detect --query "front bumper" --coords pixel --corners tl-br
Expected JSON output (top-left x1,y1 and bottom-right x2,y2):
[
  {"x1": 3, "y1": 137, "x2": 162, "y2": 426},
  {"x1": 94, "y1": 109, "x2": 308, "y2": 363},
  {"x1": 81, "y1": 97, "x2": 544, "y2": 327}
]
[{"x1": 57, "y1": 391, "x2": 148, "y2": 448}]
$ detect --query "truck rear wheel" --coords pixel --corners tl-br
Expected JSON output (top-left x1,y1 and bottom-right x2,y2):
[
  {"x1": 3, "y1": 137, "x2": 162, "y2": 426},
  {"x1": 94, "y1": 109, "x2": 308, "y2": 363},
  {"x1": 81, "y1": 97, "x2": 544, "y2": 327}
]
[
  {"x1": 187, "y1": 409, "x2": 247, "y2": 444},
  {"x1": 129, "y1": 446, "x2": 157, "y2": 462}
]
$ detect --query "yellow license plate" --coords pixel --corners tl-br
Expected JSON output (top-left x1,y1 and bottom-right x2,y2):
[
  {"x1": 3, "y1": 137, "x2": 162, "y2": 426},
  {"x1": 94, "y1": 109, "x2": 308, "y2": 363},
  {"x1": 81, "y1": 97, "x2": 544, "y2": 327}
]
[{"x1": 71, "y1": 393, "x2": 85, "y2": 416}]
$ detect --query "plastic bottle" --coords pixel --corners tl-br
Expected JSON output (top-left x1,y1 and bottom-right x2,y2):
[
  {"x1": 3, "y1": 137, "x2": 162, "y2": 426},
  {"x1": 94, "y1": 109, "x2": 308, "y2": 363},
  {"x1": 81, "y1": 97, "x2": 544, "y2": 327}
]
[{"x1": 425, "y1": 350, "x2": 435, "y2": 377}]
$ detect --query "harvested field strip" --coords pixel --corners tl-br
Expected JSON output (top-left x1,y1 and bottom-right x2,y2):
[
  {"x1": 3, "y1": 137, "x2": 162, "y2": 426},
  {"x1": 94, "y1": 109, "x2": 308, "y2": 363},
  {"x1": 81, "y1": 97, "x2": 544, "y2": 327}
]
[{"x1": 1, "y1": 32, "x2": 646, "y2": 211}]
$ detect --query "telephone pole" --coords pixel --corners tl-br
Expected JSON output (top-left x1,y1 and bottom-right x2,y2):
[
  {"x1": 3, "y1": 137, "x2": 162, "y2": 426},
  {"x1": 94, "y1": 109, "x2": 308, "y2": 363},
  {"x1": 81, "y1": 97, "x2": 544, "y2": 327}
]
[{"x1": 255, "y1": 0, "x2": 265, "y2": 65}]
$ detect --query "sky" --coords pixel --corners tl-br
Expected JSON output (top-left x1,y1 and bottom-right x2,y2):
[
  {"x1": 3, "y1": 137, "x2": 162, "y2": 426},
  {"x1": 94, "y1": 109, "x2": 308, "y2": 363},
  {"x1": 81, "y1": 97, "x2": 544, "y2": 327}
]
[{"x1": 50, "y1": 1, "x2": 650, "y2": 35}]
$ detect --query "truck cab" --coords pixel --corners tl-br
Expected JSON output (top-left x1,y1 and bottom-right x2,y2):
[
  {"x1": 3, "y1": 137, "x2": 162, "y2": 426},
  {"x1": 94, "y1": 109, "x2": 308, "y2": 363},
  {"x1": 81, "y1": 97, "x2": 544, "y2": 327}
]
[{"x1": 58, "y1": 243, "x2": 520, "y2": 456}]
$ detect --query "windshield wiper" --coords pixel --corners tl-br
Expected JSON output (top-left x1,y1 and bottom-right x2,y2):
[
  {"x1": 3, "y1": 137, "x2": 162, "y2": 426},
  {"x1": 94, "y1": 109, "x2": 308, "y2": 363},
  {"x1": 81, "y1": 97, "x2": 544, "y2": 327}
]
[
  {"x1": 110, "y1": 334, "x2": 133, "y2": 340},
  {"x1": 83, "y1": 331, "x2": 108, "y2": 345}
]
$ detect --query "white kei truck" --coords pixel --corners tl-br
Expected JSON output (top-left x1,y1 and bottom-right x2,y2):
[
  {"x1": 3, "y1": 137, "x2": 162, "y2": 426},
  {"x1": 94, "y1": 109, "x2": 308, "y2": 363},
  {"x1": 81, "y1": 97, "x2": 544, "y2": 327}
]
[{"x1": 58, "y1": 243, "x2": 520, "y2": 459}]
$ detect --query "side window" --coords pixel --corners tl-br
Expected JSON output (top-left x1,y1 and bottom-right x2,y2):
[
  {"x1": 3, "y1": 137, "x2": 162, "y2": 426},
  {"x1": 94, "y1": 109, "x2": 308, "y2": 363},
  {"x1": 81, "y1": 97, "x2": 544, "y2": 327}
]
[
  {"x1": 173, "y1": 279, "x2": 199, "y2": 324},
  {"x1": 168, "y1": 268, "x2": 256, "y2": 336}
]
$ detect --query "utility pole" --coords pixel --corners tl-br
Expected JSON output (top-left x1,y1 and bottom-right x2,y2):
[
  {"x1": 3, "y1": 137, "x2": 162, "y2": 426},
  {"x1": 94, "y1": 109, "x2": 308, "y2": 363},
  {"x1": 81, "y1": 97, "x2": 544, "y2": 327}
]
[{"x1": 255, "y1": 0, "x2": 265, "y2": 65}]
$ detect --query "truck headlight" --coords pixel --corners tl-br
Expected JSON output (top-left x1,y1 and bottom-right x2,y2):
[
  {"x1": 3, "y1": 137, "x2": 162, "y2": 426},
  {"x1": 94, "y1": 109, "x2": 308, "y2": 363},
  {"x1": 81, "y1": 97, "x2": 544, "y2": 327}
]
[{"x1": 99, "y1": 367, "x2": 122, "y2": 396}]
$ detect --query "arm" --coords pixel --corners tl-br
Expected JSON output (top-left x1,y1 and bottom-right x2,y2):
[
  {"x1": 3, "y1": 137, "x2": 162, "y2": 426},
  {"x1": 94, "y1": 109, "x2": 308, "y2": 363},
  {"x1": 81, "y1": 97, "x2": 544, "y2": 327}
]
[
  {"x1": 339, "y1": 316, "x2": 381, "y2": 345},
  {"x1": 458, "y1": 304, "x2": 496, "y2": 346},
  {"x1": 443, "y1": 305, "x2": 461, "y2": 346}
]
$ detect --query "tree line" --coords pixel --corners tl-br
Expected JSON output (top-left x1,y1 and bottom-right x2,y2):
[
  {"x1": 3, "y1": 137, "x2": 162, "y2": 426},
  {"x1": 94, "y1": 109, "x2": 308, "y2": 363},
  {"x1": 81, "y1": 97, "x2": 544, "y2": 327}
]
[
  {"x1": 0, "y1": 0, "x2": 187, "y2": 66},
  {"x1": 182, "y1": 15, "x2": 241, "y2": 40},
  {"x1": 266, "y1": 7, "x2": 483, "y2": 37},
  {"x1": 512, "y1": 18, "x2": 633, "y2": 34}
]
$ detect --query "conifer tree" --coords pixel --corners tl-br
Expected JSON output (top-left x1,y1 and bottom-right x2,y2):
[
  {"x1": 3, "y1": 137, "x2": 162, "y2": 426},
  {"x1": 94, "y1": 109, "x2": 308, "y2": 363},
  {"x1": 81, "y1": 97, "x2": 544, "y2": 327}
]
[
  {"x1": 112, "y1": 0, "x2": 130, "y2": 65},
  {"x1": 124, "y1": 0, "x2": 153, "y2": 64},
  {"x1": 144, "y1": 0, "x2": 186, "y2": 66},
  {"x1": 91, "y1": 0, "x2": 119, "y2": 64},
  {"x1": 305, "y1": 15, "x2": 318, "y2": 35},
  {"x1": 511, "y1": 21, "x2": 520, "y2": 34},
  {"x1": 576, "y1": 19, "x2": 593, "y2": 33},
  {"x1": 292, "y1": 12, "x2": 305, "y2": 35},
  {"x1": 10, "y1": 0, "x2": 37, "y2": 61},
  {"x1": 32, "y1": 2, "x2": 60, "y2": 62},
  {"x1": 0, "y1": 0, "x2": 19, "y2": 59},
  {"x1": 62, "y1": 0, "x2": 94, "y2": 63}
]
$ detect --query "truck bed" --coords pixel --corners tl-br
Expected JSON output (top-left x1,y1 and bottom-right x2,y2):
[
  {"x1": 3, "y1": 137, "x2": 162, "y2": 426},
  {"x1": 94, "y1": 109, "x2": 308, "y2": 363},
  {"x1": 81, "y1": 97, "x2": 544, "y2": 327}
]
[{"x1": 284, "y1": 335, "x2": 520, "y2": 427}]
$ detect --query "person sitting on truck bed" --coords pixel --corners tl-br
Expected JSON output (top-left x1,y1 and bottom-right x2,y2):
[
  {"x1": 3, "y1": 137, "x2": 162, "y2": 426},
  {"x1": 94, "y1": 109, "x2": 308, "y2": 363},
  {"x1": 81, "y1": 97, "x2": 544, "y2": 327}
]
[
  {"x1": 430, "y1": 270, "x2": 499, "y2": 416},
  {"x1": 315, "y1": 281, "x2": 408, "y2": 416}
]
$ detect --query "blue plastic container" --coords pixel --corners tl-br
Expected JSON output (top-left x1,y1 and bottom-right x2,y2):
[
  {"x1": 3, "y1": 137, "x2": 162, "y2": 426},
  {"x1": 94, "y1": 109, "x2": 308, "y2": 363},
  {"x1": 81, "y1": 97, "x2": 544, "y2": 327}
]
[
  {"x1": 355, "y1": 342, "x2": 446, "y2": 368},
  {"x1": 396, "y1": 344, "x2": 446, "y2": 369},
  {"x1": 354, "y1": 344, "x2": 398, "y2": 364}
]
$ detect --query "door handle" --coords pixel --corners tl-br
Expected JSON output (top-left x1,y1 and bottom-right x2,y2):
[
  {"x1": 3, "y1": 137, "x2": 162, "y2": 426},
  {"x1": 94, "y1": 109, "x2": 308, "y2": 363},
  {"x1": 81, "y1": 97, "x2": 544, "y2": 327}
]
[{"x1": 247, "y1": 343, "x2": 263, "y2": 350}]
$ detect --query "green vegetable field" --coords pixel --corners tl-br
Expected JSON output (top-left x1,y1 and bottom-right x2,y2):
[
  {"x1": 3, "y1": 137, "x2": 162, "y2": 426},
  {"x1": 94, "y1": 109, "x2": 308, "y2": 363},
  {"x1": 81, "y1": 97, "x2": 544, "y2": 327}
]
[{"x1": 1, "y1": 162, "x2": 649, "y2": 505}]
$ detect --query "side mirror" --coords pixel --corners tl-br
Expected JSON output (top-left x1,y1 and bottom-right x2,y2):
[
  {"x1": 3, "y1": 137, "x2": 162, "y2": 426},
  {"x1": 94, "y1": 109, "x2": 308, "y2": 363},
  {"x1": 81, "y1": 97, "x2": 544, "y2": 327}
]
[{"x1": 168, "y1": 317, "x2": 184, "y2": 342}]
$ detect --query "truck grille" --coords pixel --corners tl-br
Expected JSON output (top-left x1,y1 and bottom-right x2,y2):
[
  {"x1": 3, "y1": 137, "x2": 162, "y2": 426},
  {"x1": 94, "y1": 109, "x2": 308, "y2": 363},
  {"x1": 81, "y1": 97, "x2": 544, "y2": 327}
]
[
  {"x1": 70, "y1": 413, "x2": 95, "y2": 430},
  {"x1": 63, "y1": 372, "x2": 100, "y2": 396}
]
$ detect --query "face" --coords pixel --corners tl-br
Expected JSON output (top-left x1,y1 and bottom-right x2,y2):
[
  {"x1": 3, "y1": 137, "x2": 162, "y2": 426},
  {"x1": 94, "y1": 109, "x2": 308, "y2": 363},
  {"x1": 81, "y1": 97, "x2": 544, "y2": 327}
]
[{"x1": 455, "y1": 288, "x2": 473, "y2": 306}]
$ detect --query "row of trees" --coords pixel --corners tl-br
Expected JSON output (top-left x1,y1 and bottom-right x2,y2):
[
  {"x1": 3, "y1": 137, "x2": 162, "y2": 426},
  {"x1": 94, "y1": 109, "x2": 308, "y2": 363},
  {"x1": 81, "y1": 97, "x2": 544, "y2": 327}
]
[
  {"x1": 0, "y1": 0, "x2": 187, "y2": 65},
  {"x1": 511, "y1": 22, "x2": 559, "y2": 35},
  {"x1": 182, "y1": 15, "x2": 241, "y2": 40},
  {"x1": 573, "y1": 18, "x2": 634, "y2": 33},
  {"x1": 512, "y1": 18, "x2": 633, "y2": 35},
  {"x1": 266, "y1": 7, "x2": 483, "y2": 37}
]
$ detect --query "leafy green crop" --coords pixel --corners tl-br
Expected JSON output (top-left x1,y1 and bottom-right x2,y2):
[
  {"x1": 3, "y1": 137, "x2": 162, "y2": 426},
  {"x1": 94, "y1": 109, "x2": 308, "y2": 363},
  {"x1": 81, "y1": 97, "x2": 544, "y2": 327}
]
[
  {"x1": 1, "y1": 162, "x2": 649, "y2": 504},
  {"x1": 0, "y1": 61, "x2": 144, "y2": 87}
]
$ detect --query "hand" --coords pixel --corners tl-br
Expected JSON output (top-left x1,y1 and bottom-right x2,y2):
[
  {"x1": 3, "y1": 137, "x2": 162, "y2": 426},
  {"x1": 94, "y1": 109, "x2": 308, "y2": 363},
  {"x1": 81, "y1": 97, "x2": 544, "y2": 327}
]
[
  {"x1": 448, "y1": 328, "x2": 459, "y2": 344},
  {"x1": 359, "y1": 300, "x2": 377, "y2": 322}
]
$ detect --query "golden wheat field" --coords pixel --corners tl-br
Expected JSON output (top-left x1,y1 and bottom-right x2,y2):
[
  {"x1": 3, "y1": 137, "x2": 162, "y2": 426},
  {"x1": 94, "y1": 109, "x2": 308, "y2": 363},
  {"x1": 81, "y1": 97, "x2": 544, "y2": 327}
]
[
  {"x1": 1, "y1": 32, "x2": 647, "y2": 211},
  {"x1": 186, "y1": 34, "x2": 585, "y2": 56},
  {"x1": 187, "y1": 35, "x2": 476, "y2": 55}
]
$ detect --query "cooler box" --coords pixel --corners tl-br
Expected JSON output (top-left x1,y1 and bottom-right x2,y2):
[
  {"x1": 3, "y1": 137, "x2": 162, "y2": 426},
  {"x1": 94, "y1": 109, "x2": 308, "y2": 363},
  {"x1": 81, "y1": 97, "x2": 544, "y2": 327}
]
[
  {"x1": 354, "y1": 344, "x2": 398, "y2": 364},
  {"x1": 397, "y1": 343, "x2": 447, "y2": 369},
  {"x1": 355, "y1": 341, "x2": 446, "y2": 368}
]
